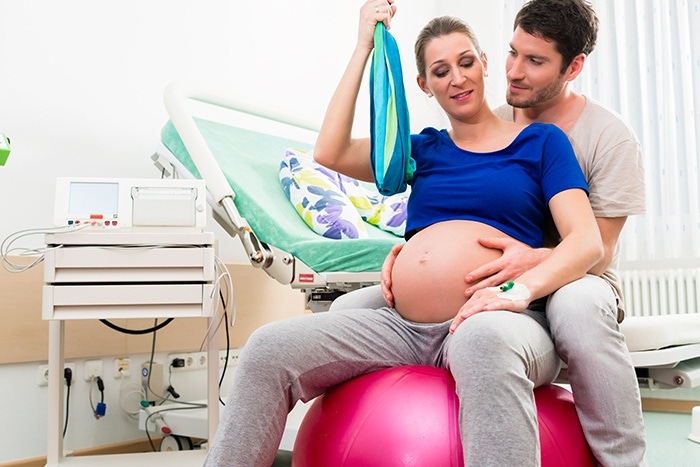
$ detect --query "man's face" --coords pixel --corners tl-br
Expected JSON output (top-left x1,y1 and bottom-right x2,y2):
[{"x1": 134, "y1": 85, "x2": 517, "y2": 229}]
[{"x1": 505, "y1": 26, "x2": 568, "y2": 109}]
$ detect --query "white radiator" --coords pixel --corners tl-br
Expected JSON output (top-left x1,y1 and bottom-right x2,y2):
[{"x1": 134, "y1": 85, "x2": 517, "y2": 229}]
[
  {"x1": 619, "y1": 268, "x2": 700, "y2": 317},
  {"x1": 618, "y1": 268, "x2": 700, "y2": 383}
]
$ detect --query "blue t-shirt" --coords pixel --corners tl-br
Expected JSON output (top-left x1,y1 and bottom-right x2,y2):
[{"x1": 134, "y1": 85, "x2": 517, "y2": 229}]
[{"x1": 406, "y1": 123, "x2": 588, "y2": 248}]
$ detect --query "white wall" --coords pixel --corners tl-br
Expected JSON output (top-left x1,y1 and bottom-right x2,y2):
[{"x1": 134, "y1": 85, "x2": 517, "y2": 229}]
[
  {"x1": 0, "y1": 0, "x2": 504, "y2": 462},
  {"x1": 0, "y1": 0, "x2": 505, "y2": 265},
  {"x1": 0, "y1": 352, "x2": 233, "y2": 463}
]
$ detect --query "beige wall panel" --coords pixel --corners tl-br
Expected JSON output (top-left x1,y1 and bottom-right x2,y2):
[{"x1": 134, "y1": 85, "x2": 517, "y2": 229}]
[{"x1": 0, "y1": 259, "x2": 305, "y2": 364}]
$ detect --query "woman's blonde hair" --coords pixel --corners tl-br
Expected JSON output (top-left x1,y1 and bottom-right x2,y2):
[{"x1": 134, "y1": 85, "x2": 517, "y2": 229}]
[{"x1": 414, "y1": 16, "x2": 484, "y2": 80}]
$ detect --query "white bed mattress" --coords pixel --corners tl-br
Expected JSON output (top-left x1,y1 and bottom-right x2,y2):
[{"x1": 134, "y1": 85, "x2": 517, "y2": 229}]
[{"x1": 622, "y1": 314, "x2": 700, "y2": 353}]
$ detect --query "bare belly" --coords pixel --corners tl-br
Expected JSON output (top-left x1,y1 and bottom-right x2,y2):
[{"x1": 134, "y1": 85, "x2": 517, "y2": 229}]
[{"x1": 392, "y1": 220, "x2": 510, "y2": 323}]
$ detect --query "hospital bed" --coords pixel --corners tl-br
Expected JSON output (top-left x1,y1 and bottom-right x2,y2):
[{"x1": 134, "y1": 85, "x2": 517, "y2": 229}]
[
  {"x1": 150, "y1": 81, "x2": 700, "y2": 451},
  {"x1": 154, "y1": 81, "x2": 404, "y2": 313}
]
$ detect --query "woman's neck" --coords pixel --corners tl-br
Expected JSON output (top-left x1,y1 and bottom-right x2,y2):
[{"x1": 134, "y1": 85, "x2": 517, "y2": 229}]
[{"x1": 449, "y1": 112, "x2": 525, "y2": 153}]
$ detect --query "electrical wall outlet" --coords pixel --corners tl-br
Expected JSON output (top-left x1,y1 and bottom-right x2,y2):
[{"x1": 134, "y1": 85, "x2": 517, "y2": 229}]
[
  {"x1": 114, "y1": 357, "x2": 131, "y2": 378},
  {"x1": 167, "y1": 349, "x2": 241, "y2": 372},
  {"x1": 84, "y1": 360, "x2": 103, "y2": 381},
  {"x1": 219, "y1": 348, "x2": 242, "y2": 368},
  {"x1": 167, "y1": 352, "x2": 198, "y2": 372},
  {"x1": 167, "y1": 351, "x2": 208, "y2": 372},
  {"x1": 37, "y1": 362, "x2": 77, "y2": 387}
]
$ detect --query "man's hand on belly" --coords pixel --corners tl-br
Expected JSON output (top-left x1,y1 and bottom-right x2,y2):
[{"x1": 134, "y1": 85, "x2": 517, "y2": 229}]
[{"x1": 463, "y1": 237, "x2": 550, "y2": 298}]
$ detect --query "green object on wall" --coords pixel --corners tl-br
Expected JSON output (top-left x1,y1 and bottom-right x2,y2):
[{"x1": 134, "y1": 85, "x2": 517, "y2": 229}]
[{"x1": 0, "y1": 133, "x2": 10, "y2": 166}]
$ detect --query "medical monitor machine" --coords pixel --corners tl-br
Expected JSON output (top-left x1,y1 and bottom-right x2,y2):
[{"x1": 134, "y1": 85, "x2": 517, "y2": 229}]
[
  {"x1": 43, "y1": 177, "x2": 219, "y2": 462},
  {"x1": 53, "y1": 177, "x2": 207, "y2": 231},
  {"x1": 44, "y1": 177, "x2": 216, "y2": 321}
]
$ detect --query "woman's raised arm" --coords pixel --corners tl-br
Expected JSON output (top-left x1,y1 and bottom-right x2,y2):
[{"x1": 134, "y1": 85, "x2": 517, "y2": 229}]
[{"x1": 314, "y1": 1, "x2": 396, "y2": 182}]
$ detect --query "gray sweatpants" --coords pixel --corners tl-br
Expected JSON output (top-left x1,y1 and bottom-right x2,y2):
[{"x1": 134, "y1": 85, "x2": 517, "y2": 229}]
[
  {"x1": 204, "y1": 304, "x2": 560, "y2": 467},
  {"x1": 329, "y1": 274, "x2": 648, "y2": 467}
]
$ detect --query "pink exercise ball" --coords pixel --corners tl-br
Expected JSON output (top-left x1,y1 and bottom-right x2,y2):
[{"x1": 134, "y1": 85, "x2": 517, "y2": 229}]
[{"x1": 292, "y1": 366, "x2": 595, "y2": 467}]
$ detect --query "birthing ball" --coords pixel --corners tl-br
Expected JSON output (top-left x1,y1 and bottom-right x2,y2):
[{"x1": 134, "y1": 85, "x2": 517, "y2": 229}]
[{"x1": 292, "y1": 366, "x2": 595, "y2": 467}]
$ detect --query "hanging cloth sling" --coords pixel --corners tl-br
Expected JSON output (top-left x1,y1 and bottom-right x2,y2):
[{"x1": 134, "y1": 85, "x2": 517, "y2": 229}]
[{"x1": 370, "y1": 22, "x2": 415, "y2": 196}]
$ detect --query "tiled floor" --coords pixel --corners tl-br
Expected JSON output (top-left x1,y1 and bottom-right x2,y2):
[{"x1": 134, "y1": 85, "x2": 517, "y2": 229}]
[
  {"x1": 51, "y1": 410, "x2": 700, "y2": 466},
  {"x1": 643, "y1": 411, "x2": 700, "y2": 466}
]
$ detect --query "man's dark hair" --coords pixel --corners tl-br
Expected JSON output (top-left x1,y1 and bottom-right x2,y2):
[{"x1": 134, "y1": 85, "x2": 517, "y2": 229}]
[{"x1": 514, "y1": 0, "x2": 599, "y2": 72}]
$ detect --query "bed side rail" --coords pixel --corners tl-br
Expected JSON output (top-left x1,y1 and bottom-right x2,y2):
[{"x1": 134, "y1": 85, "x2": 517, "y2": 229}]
[{"x1": 162, "y1": 81, "x2": 319, "y2": 269}]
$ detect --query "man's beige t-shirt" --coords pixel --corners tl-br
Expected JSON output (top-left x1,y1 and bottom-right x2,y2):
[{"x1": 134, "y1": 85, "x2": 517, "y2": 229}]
[{"x1": 494, "y1": 97, "x2": 646, "y2": 321}]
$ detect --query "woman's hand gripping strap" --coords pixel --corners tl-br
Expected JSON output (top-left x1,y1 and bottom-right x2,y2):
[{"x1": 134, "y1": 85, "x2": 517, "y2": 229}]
[{"x1": 370, "y1": 22, "x2": 414, "y2": 196}]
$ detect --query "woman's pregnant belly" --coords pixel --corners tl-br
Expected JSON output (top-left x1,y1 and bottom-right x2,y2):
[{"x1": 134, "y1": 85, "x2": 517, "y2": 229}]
[{"x1": 391, "y1": 220, "x2": 511, "y2": 323}]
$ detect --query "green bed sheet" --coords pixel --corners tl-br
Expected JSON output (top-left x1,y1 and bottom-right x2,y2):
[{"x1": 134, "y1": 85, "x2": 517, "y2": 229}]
[{"x1": 160, "y1": 119, "x2": 403, "y2": 273}]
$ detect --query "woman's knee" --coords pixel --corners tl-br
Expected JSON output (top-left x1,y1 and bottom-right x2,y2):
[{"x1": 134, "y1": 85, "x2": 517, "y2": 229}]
[
  {"x1": 240, "y1": 320, "x2": 301, "y2": 372},
  {"x1": 547, "y1": 275, "x2": 618, "y2": 340},
  {"x1": 449, "y1": 312, "x2": 533, "y2": 366},
  {"x1": 328, "y1": 285, "x2": 385, "y2": 311},
  {"x1": 548, "y1": 275, "x2": 615, "y2": 319},
  {"x1": 448, "y1": 312, "x2": 559, "y2": 385}
]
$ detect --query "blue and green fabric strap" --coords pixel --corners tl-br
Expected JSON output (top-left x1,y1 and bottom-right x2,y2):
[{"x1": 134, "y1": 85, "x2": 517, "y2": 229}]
[{"x1": 370, "y1": 22, "x2": 415, "y2": 196}]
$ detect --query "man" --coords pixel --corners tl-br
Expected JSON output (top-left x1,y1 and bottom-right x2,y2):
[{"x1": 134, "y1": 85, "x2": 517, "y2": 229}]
[{"x1": 331, "y1": 0, "x2": 647, "y2": 464}]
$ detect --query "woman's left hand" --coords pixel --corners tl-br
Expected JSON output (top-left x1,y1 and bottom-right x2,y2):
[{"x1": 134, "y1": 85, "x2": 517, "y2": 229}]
[
  {"x1": 449, "y1": 287, "x2": 530, "y2": 333},
  {"x1": 357, "y1": 0, "x2": 397, "y2": 51}
]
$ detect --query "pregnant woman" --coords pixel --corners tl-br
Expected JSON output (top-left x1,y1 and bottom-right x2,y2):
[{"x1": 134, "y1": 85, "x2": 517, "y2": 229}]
[{"x1": 204, "y1": 2, "x2": 602, "y2": 466}]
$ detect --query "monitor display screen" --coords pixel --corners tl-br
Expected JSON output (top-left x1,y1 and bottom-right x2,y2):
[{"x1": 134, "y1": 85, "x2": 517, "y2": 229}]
[{"x1": 68, "y1": 182, "x2": 119, "y2": 217}]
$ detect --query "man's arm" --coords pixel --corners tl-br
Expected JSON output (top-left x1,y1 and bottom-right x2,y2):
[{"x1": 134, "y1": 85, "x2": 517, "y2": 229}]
[
  {"x1": 462, "y1": 216, "x2": 626, "y2": 297},
  {"x1": 588, "y1": 216, "x2": 626, "y2": 275},
  {"x1": 462, "y1": 238, "x2": 550, "y2": 298},
  {"x1": 380, "y1": 216, "x2": 627, "y2": 303}
]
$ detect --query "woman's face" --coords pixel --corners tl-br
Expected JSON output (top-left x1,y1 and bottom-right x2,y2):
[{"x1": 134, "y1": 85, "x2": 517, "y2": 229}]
[{"x1": 419, "y1": 32, "x2": 488, "y2": 121}]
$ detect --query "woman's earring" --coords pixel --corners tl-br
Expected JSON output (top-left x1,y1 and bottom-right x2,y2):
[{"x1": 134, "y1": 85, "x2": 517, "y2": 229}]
[
  {"x1": 484, "y1": 70, "x2": 489, "y2": 77},
  {"x1": 427, "y1": 93, "x2": 433, "y2": 98}
]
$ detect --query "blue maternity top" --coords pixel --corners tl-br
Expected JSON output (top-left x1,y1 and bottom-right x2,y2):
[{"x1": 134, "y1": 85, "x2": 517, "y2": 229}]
[{"x1": 406, "y1": 123, "x2": 588, "y2": 248}]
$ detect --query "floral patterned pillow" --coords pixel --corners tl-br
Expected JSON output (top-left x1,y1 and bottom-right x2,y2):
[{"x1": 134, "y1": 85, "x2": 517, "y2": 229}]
[{"x1": 279, "y1": 149, "x2": 407, "y2": 240}]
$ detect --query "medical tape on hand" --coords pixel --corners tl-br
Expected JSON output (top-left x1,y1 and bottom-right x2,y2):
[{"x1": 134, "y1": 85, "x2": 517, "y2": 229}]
[{"x1": 487, "y1": 282, "x2": 531, "y2": 301}]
